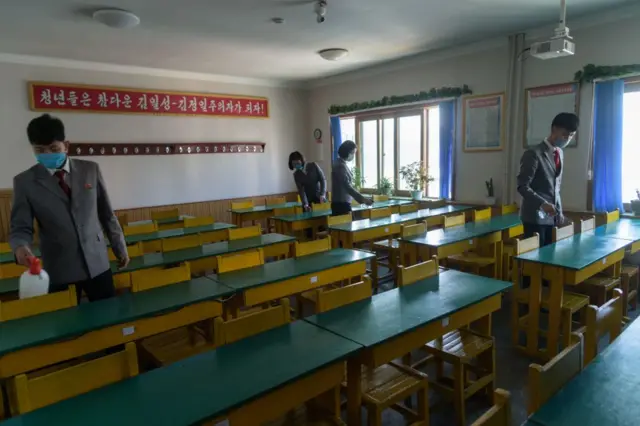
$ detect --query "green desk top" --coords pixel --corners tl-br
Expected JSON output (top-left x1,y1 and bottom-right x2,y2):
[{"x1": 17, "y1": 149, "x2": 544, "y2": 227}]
[
  {"x1": 0, "y1": 277, "x2": 19, "y2": 296},
  {"x1": 529, "y1": 316, "x2": 640, "y2": 426},
  {"x1": 124, "y1": 222, "x2": 235, "y2": 244},
  {"x1": 402, "y1": 213, "x2": 521, "y2": 247},
  {"x1": 305, "y1": 269, "x2": 510, "y2": 348},
  {"x1": 0, "y1": 248, "x2": 41, "y2": 265},
  {"x1": 594, "y1": 218, "x2": 640, "y2": 242},
  {"x1": 210, "y1": 248, "x2": 375, "y2": 291},
  {"x1": 515, "y1": 232, "x2": 630, "y2": 270},
  {"x1": 230, "y1": 201, "x2": 300, "y2": 214},
  {"x1": 0, "y1": 277, "x2": 234, "y2": 357},
  {"x1": 128, "y1": 215, "x2": 193, "y2": 226},
  {"x1": 272, "y1": 200, "x2": 417, "y2": 222},
  {"x1": 1, "y1": 321, "x2": 361, "y2": 426},
  {"x1": 328, "y1": 205, "x2": 476, "y2": 233}
]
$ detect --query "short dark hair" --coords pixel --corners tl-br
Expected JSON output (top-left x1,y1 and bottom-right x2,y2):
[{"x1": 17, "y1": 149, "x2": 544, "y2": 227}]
[
  {"x1": 27, "y1": 114, "x2": 65, "y2": 146},
  {"x1": 288, "y1": 151, "x2": 305, "y2": 170},
  {"x1": 338, "y1": 140, "x2": 357, "y2": 160},
  {"x1": 551, "y1": 113, "x2": 579, "y2": 133}
]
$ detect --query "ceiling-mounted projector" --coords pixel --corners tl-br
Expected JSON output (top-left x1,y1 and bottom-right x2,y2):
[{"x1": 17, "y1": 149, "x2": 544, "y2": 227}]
[{"x1": 530, "y1": 0, "x2": 575, "y2": 60}]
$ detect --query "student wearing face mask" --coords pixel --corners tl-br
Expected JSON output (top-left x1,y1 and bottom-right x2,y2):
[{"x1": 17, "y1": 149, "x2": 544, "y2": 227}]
[
  {"x1": 517, "y1": 112, "x2": 579, "y2": 246},
  {"x1": 9, "y1": 114, "x2": 128, "y2": 302},
  {"x1": 331, "y1": 140, "x2": 374, "y2": 216},
  {"x1": 288, "y1": 151, "x2": 327, "y2": 212}
]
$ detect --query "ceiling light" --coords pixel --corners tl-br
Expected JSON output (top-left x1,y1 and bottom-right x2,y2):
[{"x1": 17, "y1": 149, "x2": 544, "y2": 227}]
[
  {"x1": 318, "y1": 48, "x2": 349, "y2": 61},
  {"x1": 93, "y1": 9, "x2": 140, "y2": 29}
]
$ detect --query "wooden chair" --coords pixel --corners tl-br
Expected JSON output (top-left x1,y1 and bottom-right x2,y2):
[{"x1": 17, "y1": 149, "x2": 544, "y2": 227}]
[
  {"x1": 399, "y1": 222, "x2": 428, "y2": 267},
  {"x1": 214, "y1": 298, "x2": 291, "y2": 345},
  {"x1": 496, "y1": 203, "x2": 518, "y2": 216},
  {"x1": 429, "y1": 199, "x2": 447, "y2": 208},
  {"x1": 183, "y1": 216, "x2": 214, "y2": 228},
  {"x1": 7, "y1": 343, "x2": 138, "y2": 415},
  {"x1": 369, "y1": 207, "x2": 395, "y2": 286},
  {"x1": 266, "y1": 196, "x2": 286, "y2": 206},
  {"x1": 161, "y1": 234, "x2": 202, "y2": 253},
  {"x1": 294, "y1": 238, "x2": 334, "y2": 316},
  {"x1": 0, "y1": 286, "x2": 77, "y2": 321},
  {"x1": 575, "y1": 216, "x2": 595, "y2": 234},
  {"x1": 397, "y1": 256, "x2": 439, "y2": 287},
  {"x1": 317, "y1": 275, "x2": 429, "y2": 426},
  {"x1": 364, "y1": 207, "x2": 392, "y2": 220},
  {"x1": 372, "y1": 195, "x2": 389, "y2": 202},
  {"x1": 228, "y1": 224, "x2": 262, "y2": 241},
  {"x1": 271, "y1": 206, "x2": 296, "y2": 233},
  {"x1": 0, "y1": 263, "x2": 27, "y2": 279},
  {"x1": 470, "y1": 389, "x2": 511, "y2": 426},
  {"x1": 108, "y1": 242, "x2": 143, "y2": 291},
  {"x1": 473, "y1": 207, "x2": 492, "y2": 221},
  {"x1": 312, "y1": 202, "x2": 331, "y2": 212},
  {"x1": 604, "y1": 209, "x2": 620, "y2": 224},
  {"x1": 0, "y1": 242, "x2": 12, "y2": 253},
  {"x1": 399, "y1": 203, "x2": 419, "y2": 214},
  {"x1": 130, "y1": 263, "x2": 191, "y2": 292},
  {"x1": 217, "y1": 249, "x2": 265, "y2": 274},
  {"x1": 123, "y1": 222, "x2": 157, "y2": 236},
  {"x1": 552, "y1": 223, "x2": 574, "y2": 241},
  {"x1": 584, "y1": 288, "x2": 623, "y2": 364},
  {"x1": 621, "y1": 263, "x2": 639, "y2": 317},
  {"x1": 230, "y1": 201, "x2": 253, "y2": 210},
  {"x1": 447, "y1": 209, "x2": 498, "y2": 278},
  {"x1": 151, "y1": 209, "x2": 180, "y2": 221},
  {"x1": 444, "y1": 213, "x2": 465, "y2": 228},
  {"x1": 327, "y1": 213, "x2": 352, "y2": 226},
  {"x1": 528, "y1": 332, "x2": 583, "y2": 415}
]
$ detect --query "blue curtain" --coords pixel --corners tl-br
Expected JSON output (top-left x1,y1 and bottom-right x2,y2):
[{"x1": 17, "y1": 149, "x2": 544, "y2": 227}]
[
  {"x1": 439, "y1": 100, "x2": 456, "y2": 199},
  {"x1": 593, "y1": 80, "x2": 625, "y2": 213},
  {"x1": 330, "y1": 116, "x2": 342, "y2": 162}
]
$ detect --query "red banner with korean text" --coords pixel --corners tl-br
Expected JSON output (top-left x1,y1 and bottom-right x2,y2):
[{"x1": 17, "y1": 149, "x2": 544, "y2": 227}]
[{"x1": 28, "y1": 82, "x2": 269, "y2": 118}]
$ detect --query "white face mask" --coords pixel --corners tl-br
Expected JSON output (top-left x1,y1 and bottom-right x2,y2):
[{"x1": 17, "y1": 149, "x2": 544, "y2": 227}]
[{"x1": 347, "y1": 152, "x2": 355, "y2": 162}]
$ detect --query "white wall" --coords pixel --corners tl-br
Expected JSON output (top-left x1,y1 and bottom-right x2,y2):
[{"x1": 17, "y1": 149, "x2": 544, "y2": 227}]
[
  {"x1": 0, "y1": 62, "x2": 308, "y2": 209},
  {"x1": 308, "y1": 11, "x2": 640, "y2": 210}
]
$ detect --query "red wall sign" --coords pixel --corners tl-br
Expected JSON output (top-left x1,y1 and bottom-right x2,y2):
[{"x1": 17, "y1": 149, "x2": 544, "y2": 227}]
[{"x1": 28, "y1": 82, "x2": 269, "y2": 118}]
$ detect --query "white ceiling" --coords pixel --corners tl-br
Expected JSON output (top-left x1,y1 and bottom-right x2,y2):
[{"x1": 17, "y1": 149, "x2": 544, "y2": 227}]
[{"x1": 0, "y1": 0, "x2": 636, "y2": 83}]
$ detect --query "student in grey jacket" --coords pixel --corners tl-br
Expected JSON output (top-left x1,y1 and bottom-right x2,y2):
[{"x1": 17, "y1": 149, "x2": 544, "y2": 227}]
[
  {"x1": 331, "y1": 140, "x2": 373, "y2": 216},
  {"x1": 288, "y1": 151, "x2": 326, "y2": 212}
]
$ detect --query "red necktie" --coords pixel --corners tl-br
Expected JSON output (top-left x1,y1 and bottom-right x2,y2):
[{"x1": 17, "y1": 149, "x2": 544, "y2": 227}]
[
  {"x1": 554, "y1": 149, "x2": 560, "y2": 173},
  {"x1": 54, "y1": 170, "x2": 71, "y2": 198}
]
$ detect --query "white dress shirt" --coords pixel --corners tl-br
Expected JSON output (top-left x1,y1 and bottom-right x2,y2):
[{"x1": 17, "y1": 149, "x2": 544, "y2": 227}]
[{"x1": 47, "y1": 157, "x2": 71, "y2": 186}]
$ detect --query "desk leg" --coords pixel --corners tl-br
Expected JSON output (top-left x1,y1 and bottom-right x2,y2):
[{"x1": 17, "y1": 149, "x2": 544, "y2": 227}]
[
  {"x1": 343, "y1": 232, "x2": 354, "y2": 249},
  {"x1": 545, "y1": 266, "x2": 564, "y2": 359},
  {"x1": 495, "y1": 240, "x2": 503, "y2": 280},
  {"x1": 526, "y1": 263, "x2": 542, "y2": 357},
  {"x1": 346, "y1": 358, "x2": 362, "y2": 426}
]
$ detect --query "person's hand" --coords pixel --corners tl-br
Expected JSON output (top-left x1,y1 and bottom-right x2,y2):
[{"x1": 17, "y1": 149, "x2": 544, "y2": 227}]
[
  {"x1": 364, "y1": 198, "x2": 374, "y2": 206},
  {"x1": 303, "y1": 204, "x2": 311, "y2": 212},
  {"x1": 541, "y1": 202, "x2": 557, "y2": 216},
  {"x1": 15, "y1": 246, "x2": 33, "y2": 267},
  {"x1": 319, "y1": 196, "x2": 327, "y2": 203},
  {"x1": 118, "y1": 255, "x2": 130, "y2": 270}
]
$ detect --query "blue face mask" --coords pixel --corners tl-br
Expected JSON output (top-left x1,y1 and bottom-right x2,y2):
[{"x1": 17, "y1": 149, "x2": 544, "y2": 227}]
[
  {"x1": 294, "y1": 163, "x2": 304, "y2": 171},
  {"x1": 36, "y1": 152, "x2": 67, "y2": 169}
]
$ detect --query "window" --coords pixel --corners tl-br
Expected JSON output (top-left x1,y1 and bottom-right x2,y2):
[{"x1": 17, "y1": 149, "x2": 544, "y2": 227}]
[
  {"x1": 339, "y1": 105, "x2": 441, "y2": 197},
  {"x1": 622, "y1": 85, "x2": 640, "y2": 203}
]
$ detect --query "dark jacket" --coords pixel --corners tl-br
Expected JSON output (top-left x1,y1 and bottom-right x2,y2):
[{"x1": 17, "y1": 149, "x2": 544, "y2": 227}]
[
  {"x1": 331, "y1": 158, "x2": 367, "y2": 205},
  {"x1": 293, "y1": 162, "x2": 326, "y2": 206}
]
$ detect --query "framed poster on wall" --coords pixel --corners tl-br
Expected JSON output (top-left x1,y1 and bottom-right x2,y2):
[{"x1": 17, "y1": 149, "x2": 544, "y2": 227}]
[
  {"x1": 524, "y1": 82, "x2": 579, "y2": 147},
  {"x1": 462, "y1": 93, "x2": 505, "y2": 152}
]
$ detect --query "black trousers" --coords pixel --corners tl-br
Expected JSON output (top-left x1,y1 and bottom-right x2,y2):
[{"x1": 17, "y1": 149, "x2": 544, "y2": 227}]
[
  {"x1": 331, "y1": 202, "x2": 352, "y2": 216},
  {"x1": 49, "y1": 269, "x2": 116, "y2": 303},
  {"x1": 523, "y1": 222, "x2": 554, "y2": 247}
]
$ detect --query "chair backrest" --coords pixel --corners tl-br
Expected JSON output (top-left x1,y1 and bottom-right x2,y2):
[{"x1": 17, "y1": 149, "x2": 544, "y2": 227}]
[
  {"x1": 498, "y1": 204, "x2": 518, "y2": 216},
  {"x1": 552, "y1": 223, "x2": 574, "y2": 242},
  {"x1": 0, "y1": 263, "x2": 27, "y2": 279},
  {"x1": 315, "y1": 277, "x2": 372, "y2": 313},
  {"x1": 369, "y1": 207, "x2": 392, "y2": 220},
  {"x1": 0, "y1": 242, "x2": 12, "y2": 254},
  {"x1": 183, "y1": 216, "x2": 215, "y2": 228},
  {"x1": 161, "y1": 234, "x2": 202, "y2": 252},
  {"x1": 514, "y1": 233, "x2": 540, "y2": 255},
  {"x1": 293, "y1": 206, "x2": 305, "y2": 215},
  {"x1": 151, "y1": 209, "x2": 180, "y2": 221},
  {"x1": 123, "y1": 223, "x2": 157, "y2": 236},
  {"x1": 108, "y1": 242, "x2": 144, "y2": 261},
  {"x1": 585, "y1": 288, "x2": 623, "y2": 364},
  {"x1": 605, "y1": 209, "x2": 620, "y2": 224},
  {"x1": 399, "y1": 203, "x2": 419, "y2": 214},
  {"x1": 312, "y1": 202, "x2": 331, "y2": 212},
  {"x1": 470, "y1": 389, "x2": 511, "y2": 426},
  {"x1": 398, "y1": 256, "x2": 439, "y2": 287},
  {"x1": 373, "y1": 195, "x2": 389, "y2": 202},
  {"x1": 0, "y1": 286, "x2": 77, "y2": 321},
  {"x1": 130, "y1": 263, "x2": 191, "y2": 292},
  {"x1": 266, "y1": 196, "x2": 286, "y2": 206},
  {"x1": 294, "y1": 237, "x2": 331, "y2": 257},
  {"x1": 213, "y1": 299, "x2": 290, "y2": 345},
  {"x1": 217, "y1": 249, "x2": 265, "y2": 274},
  {"x1": 576, "y1": 216, "x2": 595, "y2": 233},
  {"x1": 528, "y1": 332, "x2": 583, "y2": 414},
  {"x1": 401, "y1": 222, "x2": 427, "y2": 238},
  {"x1": 444, "y1": 213, "x2": 466, "y2": 228},
  {"x1": 228, "y1": 225, "x2": 262, "y2": 241},
  {"x1": 9, "y1": 342, "x2": 138, "y2": 414},
  {"x1": 230, "y1": 201, "x2": 253, "y2": 210},
  {"x1": 429, "y1": 199, "x2": 447, "y2": 208},
  {"x1": 473, "y1": 207, "x2": 492, "y2": 221},
  {"x1": 116, "y1": 213, "x2": 129, "y2": 228},
  {"x1": 273, "y1": 206, "x2": 296, "y2": 217},
  {"x1": 327, "y1": 213, "x2": 352, "y2": 226}
]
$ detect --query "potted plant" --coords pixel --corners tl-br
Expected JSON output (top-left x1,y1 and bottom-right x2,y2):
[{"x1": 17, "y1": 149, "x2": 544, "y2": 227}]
[
  {"x1": 399, "y1": 161, "x2": 433, "y2": 200},
  {"x1": 632, "y1": 189, "x2": 640, "y2": 216},
  {"x1": 351, "y1": 166, "x2": 365, "y2": 191},
  {"x1": 375, "y1": 176, "x2": 394, "y2": 197},
  {"x1": 485, "y1": 178, "x2": 495, "y2": 206}
]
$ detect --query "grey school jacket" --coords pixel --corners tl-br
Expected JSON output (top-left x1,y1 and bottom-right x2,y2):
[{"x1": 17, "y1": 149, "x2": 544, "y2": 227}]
[
  {"x1": 331, "y1": 158, "x2": 367, "y2": 205},
  {"x1": 293, "y1": 162, "x2": 326, "y2": 205},
  {"x1": 10, "y1": 159, "x2": 127, "y2": 285},
  {"x1": 517, "y1": 141, "x2": 564, "y2": 226}
]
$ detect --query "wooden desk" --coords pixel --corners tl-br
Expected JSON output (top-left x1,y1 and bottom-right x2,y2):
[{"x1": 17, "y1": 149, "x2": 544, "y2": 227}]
[
  {"x1": 400, "y1": 214, "x2": 521, "y2": 277},
  {"x1": 528, "y1": 314, "x2": 640, "y2": 426},
  {"x1": 0, "y1": 277, "x2": 232, "y2": 378},
  {"x1": 515, "y1": 232, "x2": 630, "y2": 360},
  {"x1": 0, "y1": 320, "x2": 361, "y2": 426},
  {"x1": 0, "y1": 249, "x2": 41, "y2": 265},
  {"x1": 209, "y1": 248, "x2": 374, "y2": 309},
  {"x1": 125, "y1": 222, "x2": 236, "y2": 253},
  {"x1": 305, "y1": 269, "x2": 510, "y2": 426},
  {"x1": 129, "y1": 215, "x2": 194, "y2": 231},
  {"x1": 230, "y1": 201, "x2": 300, "y2": 226},
  {"x1": 593, "y1": 218, "x2": 640, "y2": 254}
]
